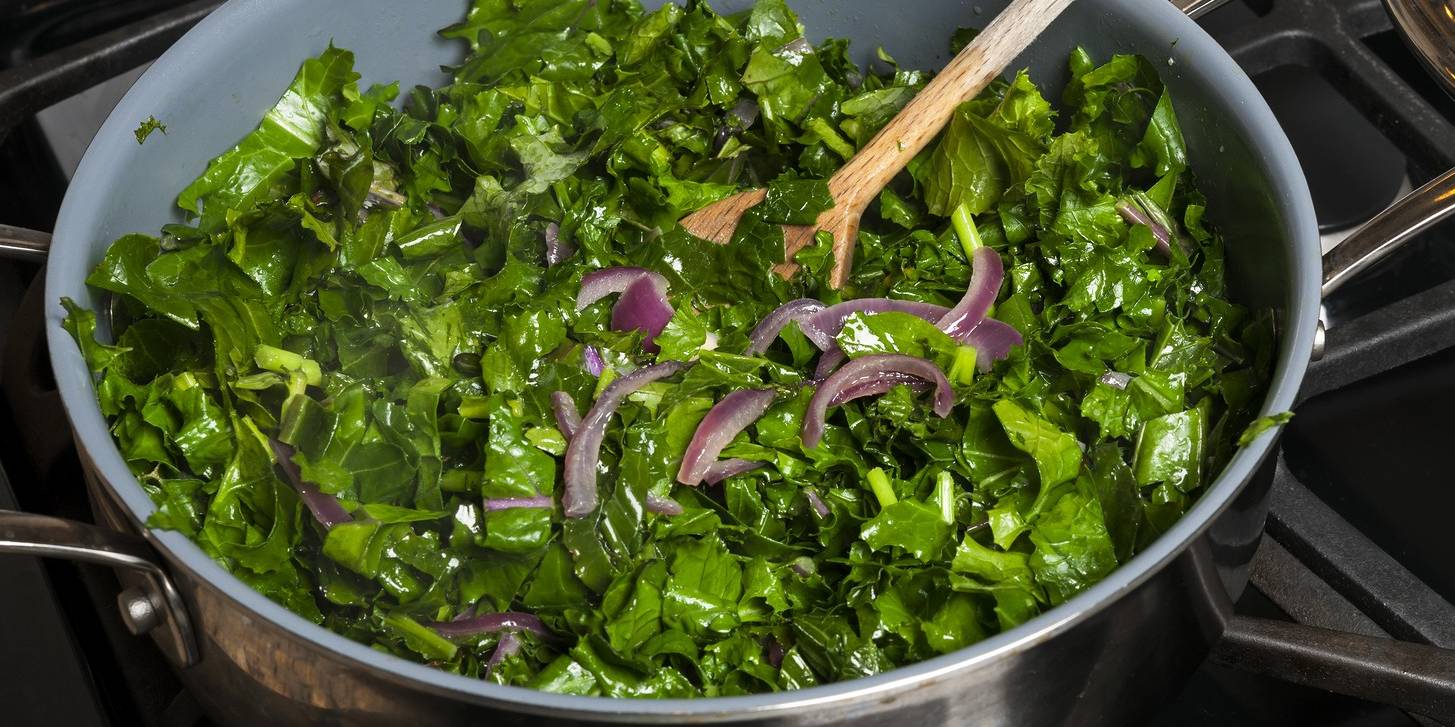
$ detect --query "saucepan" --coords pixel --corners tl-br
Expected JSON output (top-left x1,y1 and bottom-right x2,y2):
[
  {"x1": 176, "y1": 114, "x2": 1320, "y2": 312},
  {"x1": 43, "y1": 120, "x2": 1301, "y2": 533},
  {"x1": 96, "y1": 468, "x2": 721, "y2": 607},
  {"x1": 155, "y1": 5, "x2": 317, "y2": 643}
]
[{"x1": 1, "y1": 0, "x2": 1454, "y2": 724}]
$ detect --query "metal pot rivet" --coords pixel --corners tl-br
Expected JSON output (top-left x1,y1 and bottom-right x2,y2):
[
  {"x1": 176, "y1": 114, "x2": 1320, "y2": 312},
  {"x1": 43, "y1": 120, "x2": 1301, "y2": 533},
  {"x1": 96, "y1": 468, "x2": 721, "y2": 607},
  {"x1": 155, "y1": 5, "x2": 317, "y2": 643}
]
[{"x1": 117, "y1": 586, "x2": 161, "y2": 636}]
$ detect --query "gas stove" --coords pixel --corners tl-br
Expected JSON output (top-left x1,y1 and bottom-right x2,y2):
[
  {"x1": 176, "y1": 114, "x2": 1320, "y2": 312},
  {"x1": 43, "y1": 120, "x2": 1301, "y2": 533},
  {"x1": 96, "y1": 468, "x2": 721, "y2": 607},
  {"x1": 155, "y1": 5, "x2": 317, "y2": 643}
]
[{"x1": 1, "y1": 1, "x2": 1453, "y2": 725}]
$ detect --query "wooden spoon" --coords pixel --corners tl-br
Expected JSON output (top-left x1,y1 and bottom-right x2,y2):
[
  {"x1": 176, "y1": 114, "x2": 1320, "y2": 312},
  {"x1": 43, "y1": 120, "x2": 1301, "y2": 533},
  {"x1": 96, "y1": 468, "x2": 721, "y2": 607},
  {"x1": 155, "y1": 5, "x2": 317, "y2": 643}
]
[{"x1": 680, "y1": 0, "x2": 1077, "y2": 288}]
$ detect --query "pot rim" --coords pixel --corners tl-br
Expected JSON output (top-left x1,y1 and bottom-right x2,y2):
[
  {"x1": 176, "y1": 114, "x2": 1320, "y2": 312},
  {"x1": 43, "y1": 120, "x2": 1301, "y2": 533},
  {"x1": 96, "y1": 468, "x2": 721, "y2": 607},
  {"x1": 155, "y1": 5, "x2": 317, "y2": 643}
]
[{"x1": 44, "y1": 0, "x2": 1319, "y2": 720}]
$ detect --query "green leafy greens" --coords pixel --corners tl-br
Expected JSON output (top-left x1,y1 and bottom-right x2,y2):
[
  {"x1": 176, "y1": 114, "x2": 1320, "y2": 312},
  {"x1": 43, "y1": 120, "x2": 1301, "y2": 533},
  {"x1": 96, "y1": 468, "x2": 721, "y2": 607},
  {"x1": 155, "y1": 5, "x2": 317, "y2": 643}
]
[{"x1": 64, "y1": 0, "x2": 1275, "y2": 698}]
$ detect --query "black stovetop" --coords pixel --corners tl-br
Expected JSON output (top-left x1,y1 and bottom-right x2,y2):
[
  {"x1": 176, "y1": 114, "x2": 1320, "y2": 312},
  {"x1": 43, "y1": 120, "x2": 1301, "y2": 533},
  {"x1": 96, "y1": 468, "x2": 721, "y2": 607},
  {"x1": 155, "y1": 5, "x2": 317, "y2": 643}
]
[{"x1": 2, "y1": 1, "x2": 1453, "y2": 725}]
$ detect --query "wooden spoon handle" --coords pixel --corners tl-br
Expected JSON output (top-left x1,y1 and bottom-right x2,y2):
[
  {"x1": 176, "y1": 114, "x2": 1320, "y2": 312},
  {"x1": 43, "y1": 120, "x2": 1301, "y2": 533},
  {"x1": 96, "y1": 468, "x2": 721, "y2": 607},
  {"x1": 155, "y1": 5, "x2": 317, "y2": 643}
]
[{"x1": 825, "y1": 0, "x2": 1077, "y2": 208}]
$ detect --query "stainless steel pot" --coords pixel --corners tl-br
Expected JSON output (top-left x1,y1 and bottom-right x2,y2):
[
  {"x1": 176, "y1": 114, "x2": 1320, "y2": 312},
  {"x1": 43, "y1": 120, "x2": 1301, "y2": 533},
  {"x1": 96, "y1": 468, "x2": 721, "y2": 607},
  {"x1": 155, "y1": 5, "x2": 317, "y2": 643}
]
[{"x1": 2, "y1": 0, "x2": 1455, "y2": 724}]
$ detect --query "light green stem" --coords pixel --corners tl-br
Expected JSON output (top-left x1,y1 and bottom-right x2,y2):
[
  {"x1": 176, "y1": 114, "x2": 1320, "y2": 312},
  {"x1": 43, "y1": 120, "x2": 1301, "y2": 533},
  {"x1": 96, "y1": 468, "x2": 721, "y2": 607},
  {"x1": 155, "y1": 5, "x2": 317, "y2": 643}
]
[
  {"x1": 951, "y1": 202, "x2": 982, "y2": 260},
  {"x1": 254, "y1": 344, "x2": 322, "y2": 387},
  {"x1": 935, "y1": 471, "x2": 956, "y2": 524},
  {"x1": 866, "y1": 467, "x2": 897, "y2": 509},
  {"x1": 948, "y1": 345, "x2": 979, "y2": 387},
  {"x1": 951, "y1": 202, "x2": 997, "y2": 317}
]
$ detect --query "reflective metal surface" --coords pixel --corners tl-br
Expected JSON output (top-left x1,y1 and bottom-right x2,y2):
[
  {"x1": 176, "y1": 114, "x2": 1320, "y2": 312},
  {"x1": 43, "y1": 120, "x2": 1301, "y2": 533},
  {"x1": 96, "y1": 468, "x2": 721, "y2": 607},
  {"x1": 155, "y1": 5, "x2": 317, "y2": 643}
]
[
  {"x1": 1317, "y1": 1, "x2": 1455, "y2": 308},
  {"x1": 117, "y1": 586, "x2": 163, "y2": 636},
  {"x1": 1170, "y1": 0, "x2": 1236, "y2": 19},
  {"x1": 1213, "y1": 616, "x2": 1455, "y2": 723},
  {"x1": 0, "y1": 224, "x2": 49, "y2": 263},
  {"x1": 1322, "y1": 169, "x2": 1455, "y2": 299},
  {"x1": 1383, "y1": 0, "x2": 1455, "y2": 96},
  {"x1": 0, "y1": 507, "x2": 198, "y2": 666}
]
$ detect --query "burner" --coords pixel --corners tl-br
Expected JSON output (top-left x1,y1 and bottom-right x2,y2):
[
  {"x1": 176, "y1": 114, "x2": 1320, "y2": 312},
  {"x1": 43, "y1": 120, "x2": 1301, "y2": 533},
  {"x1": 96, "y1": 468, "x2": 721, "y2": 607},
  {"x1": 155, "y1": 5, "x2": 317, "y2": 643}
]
[
  {"x1": 1253, "y1": 64, "x2": 1407, "y2": 235},
  {"x1": 1287, "y1": 343, "x2": 1455, "y2": 604}
]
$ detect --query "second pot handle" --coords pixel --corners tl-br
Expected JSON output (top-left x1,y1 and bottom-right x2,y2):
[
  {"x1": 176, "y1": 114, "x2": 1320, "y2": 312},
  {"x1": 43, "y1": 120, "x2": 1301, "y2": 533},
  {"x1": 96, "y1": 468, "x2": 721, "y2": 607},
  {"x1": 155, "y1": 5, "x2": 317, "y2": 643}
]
[
  {"x1": 1213, "y1": 615, "x2": 1455, "y2": 723},
  {"x1": 0, "y1": 509, "x2": 198, "y2": 667},
  {"x1": 1321, "y1": 169, "x2": 1455, "y2": 299},
  {"x1": 0, "y1": 225, "x2": 50, "y2": 263}
]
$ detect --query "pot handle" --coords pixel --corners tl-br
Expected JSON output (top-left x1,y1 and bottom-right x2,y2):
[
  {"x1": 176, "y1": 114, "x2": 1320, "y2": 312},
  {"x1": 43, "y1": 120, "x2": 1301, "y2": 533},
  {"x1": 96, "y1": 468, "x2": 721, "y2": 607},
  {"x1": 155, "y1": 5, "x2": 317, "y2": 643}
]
[
  {"x1": 0, "y1": 509, "x2": 199, "y2": 667},
  {"x1": 0, "y1": 225, "x2": 50, "y2": 263},
  {"x1": 1213, "y1": 615, "x2": 1455, "y2": 723},
  {"x1": 1170, "y1": 0, "x2": 1235, "y2": 18},
  {"x1": 1321, "y1": 169, "x2": 1455, "y2": 300}
]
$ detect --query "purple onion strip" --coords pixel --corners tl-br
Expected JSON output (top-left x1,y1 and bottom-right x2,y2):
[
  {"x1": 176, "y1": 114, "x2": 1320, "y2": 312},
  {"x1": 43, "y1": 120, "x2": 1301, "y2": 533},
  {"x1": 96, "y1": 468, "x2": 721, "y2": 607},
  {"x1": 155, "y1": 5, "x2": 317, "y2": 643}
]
[
  {"x1": 805, "y1": 489, "x2": 830, "y2": 518},
  {"x1": 576, "y1": 267, "x2": 667, "y2": 312},
  {"x1": 765, "y1": 637, "x2": 785, "y2": 669},
  {"x1": 484, "y1": 631, "x2": 521, "y2": 679},
  {"x1": 267, "y1": 439, "x2": 352, "y2": 529},
  {"x1": 807, "y1": 299, "x2": 950, "y2": 350},
  {"x1": 482, "y1": 496, "x2": 553, "y2": 512},
  {"x1": 678, "y1": 389, "x2": 777, "y2": 485},
  {"x1": 827, "y1": 371, "x2": 931, "y2": 407},
  {"x1": 1116, "y1": 199, "x2": 1173, "y2": 256},
  {"x1": 814, "y1": 348, "x2": 847, "y2": 381},
  {"x1": 564, "y1": 361, "x2": 688, "y2": 517},
  {"x1": 545, "y1": 222, "x2": 575, "y2": 267},
  {"x1": 802, "y1": 354, "x2": 953, "y2": 448},
  {"x1": 611, "y1": 275, "x2": 675, "y2": 352},
  {"x1": 962, "y1": 318, "x2": 1023, "y2": 372},
  {"x1": 702, "y1": 458, "x2": 766, "y2": 485},
  {"x1": 551, "y1": 391, "x2": 582, "y2": 440},
  {"x1": 730, "y1": 97, "x2": 760, "y2": 129},
  {"x1": 937, "y1": 247, "x2": 1004, "y2": 341},
  {"x1": 790, "y1": 556, "x2": 816, "y2": 577},
  {"x1": 429, "y1": 611, "x2": 552, "y2": 640},
  {"x1": 583, "y1": 345, "x2": 605, "y2": 377},
  {"x1": 744, "y1": 299, "x2": 826, "y2": 355},
  {"x1": 645, "y1": 493, "x2": 684, "y2": 516}
]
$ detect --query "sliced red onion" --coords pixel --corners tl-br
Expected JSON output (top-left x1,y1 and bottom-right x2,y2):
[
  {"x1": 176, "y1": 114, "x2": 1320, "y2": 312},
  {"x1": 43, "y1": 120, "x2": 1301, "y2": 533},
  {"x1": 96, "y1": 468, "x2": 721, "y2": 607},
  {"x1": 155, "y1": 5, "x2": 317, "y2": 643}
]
[
  {"x1": 482, "y1": 496, "x2": 553, "y2": 511},
  {"x1": 545, "y1": 222, "x2": 575, "y2": 267},
  {"x1": 582, "y1": 345, "x2": 605, "y2": 377},
  {"x1": 645, "y1": 493, "x2": 684, "y2": 516},
  {"x1": 702, "y1": 458, "x2": 766, "y2": 485},
  {"x1": 730, "y1": 97, "x2": 760, "y2": 129},
  {"x1": 807, "y1": 299, "x2": 951, "y2": 350},
  {"x1": 790, "y1": 556, "x2": 816, "y2": 577},
  {"x1": 712, "y1": 126, "x2": 733, "y2": 155},
  {"x1": 267, "y1": 438, "x2": 352, "y2": 529},
  {"x1": 678, "y1": 389, "x2": 777, "y2": 485},
  {"x1": 745, "y1": 299, "x2": 826, "y2": 355},
  {"x1": 961, "y1": 318, "x2": 1023, "y2": 372},
  {"x1": 429, "y1": 611, "x2": 552, "y2": 640},
  {"x1": 484, "y1": 631, "x2": 521, "y2": 678},
  {"x1": 576, "y1": 267, "x2": 668, "y2": 312},
  {"x1": 1099, "y1": 371, "x2": 1133, "y2": 390},
  {"x1": 564, "y1": 361, "x2": 688, "y2": 518},
  {"x1": 551, "y1": 391, "x2": 581, "y2": 439},
  {"x1": 611, "y1": 275, "x2": 675, "y2": 352},
  {"x1": 765, "y1": 637, "x2": 785, "y2": 668},
  {"x1": 826, "y1": 371, "x2": 931, "y2": 407},
  {"x1": 802, "y1": 354, "x2": 953, "y2": 448},
  {"x1": 938, "y1": 247, "x2": 1004, "y2": 341},
  {"x1": 805, "y1": 488, "x2": 830, "y2": 518},
  {"x1": 1116, "y1": 199, "x2": 1173, "y2": 256},
  {"x1": 814, "y1": 348, "x2": 846, "y2": 381}
]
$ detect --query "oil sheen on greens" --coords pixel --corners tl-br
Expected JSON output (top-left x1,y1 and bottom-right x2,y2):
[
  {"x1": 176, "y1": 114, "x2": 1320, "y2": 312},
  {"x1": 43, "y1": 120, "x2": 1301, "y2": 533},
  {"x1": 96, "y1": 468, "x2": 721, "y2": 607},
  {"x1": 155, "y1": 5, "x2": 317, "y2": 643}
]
[{"x1": 64, "y1": 0, "x2": 1275, "y2": 698}]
